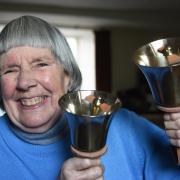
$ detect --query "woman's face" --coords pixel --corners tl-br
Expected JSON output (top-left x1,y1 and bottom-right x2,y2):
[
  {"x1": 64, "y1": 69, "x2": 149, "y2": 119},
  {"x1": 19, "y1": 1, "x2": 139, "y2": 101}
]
[{"x1": 0, "y1": 46, "x2": 69, "y2": 133}]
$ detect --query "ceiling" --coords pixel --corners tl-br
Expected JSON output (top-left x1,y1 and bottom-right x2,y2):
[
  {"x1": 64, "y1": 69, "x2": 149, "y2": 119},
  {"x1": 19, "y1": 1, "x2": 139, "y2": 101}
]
[{"x1": 0, "y1": 0, "x2": 180, "y2": 29}]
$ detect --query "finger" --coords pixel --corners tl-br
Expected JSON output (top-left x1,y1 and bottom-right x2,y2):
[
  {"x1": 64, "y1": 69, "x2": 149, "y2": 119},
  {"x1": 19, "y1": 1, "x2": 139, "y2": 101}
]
[
  {"x1": 170, "y1": 139, "x2": 180, "y2": 147},
  {"x1": 164, "y1": 120, "x2": 180, "y2": 130},
  {"x1": 164, "y1": 114, "x2": 171, "y2": 121},
  {"x1": 75, "y1": 158, "x2": 101, "y2": 170},
  {"x1": 164, "y1": 113, "x2": 180, "y2": 121},
  {"x1": 60, "y1": 166, "x2": 104, "y2": 180},
  {"x1": 76, "y1": 165, "x2": 104, "y2": 180},
  {"x1": 166, "y1": 130, "x2": 180, "y2": 138},
  {"x1": 65, "y1": 157, "x2": 101, "y2": 171}
]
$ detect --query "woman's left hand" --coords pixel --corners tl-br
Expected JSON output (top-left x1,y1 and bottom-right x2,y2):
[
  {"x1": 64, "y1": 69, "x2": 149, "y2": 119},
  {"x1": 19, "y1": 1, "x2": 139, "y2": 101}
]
[{"x1": 164, "y1": 112, "x2": 180, "y2": 147}]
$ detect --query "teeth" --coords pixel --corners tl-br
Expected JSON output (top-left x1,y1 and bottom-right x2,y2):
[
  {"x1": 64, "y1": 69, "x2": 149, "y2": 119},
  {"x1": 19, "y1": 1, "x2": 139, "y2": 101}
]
[{"x1": 20, "y1": 97, "x2": 45, "y2": 106}]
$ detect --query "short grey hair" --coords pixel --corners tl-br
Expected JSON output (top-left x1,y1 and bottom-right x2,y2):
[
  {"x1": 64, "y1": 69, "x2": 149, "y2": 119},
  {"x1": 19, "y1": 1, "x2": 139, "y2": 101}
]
[{"x1": 0, "y1": 15, "x2": 82, "y2": 109}]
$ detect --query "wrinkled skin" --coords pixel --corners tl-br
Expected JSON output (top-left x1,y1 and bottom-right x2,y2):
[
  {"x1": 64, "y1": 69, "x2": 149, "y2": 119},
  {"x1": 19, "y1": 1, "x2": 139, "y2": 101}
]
[{"x1": 59, "y1": 157, "x2": 104, "y2": 180}]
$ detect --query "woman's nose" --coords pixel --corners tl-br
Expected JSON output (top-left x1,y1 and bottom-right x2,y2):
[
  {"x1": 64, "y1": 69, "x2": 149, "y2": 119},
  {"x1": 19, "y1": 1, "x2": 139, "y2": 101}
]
[{"x1": 17, "y1": 69, "x2": 37, "y2": 91}]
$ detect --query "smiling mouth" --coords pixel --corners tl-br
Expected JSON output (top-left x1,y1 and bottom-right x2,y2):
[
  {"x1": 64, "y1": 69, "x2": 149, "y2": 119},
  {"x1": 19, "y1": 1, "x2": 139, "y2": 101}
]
[{"x1": 20, "y1": 96, "x2": 46, "y2": 106}]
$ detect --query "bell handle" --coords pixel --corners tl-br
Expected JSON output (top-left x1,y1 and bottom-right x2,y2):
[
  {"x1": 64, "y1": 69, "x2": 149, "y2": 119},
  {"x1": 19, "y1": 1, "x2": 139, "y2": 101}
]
[{"x1": 71, "y1": 145, "x2": 107, "y2": 159}]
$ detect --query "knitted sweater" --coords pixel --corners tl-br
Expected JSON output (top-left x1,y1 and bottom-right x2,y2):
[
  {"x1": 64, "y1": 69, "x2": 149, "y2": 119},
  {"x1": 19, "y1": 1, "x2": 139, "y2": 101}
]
[{"x1": 0, "y1": 108, "x2": 180, "y2": 180}]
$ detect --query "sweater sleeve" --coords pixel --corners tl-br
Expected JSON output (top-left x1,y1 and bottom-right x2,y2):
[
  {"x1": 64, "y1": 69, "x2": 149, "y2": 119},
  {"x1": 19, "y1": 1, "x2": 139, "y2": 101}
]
[
  {"x1": 107, "y1": 108, "x2": 180, "y2": 180},
  {"x1": 117, "y1": 108, "x2": 180, "y2": 180}
]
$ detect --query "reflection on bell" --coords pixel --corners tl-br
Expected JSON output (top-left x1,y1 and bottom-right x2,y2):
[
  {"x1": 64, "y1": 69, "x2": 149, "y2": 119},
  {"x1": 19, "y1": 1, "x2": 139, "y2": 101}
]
[
  {"x1": 134, "y1": 37, "x2": 180, "y2": 111},
  {"x1": 59, "y1": 90, "x2": 121, "y2": 158}
]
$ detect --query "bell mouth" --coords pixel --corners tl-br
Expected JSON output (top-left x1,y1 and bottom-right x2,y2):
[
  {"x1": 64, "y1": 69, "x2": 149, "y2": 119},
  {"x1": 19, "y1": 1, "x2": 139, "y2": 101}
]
[
  {"x1": 133, "y1": 37, "x2": 180, "y2": 108},
  {"x1": 59, "y1": 90, "x2": 121, "y2": 117},
  {"x1": 134, "y1": 37, "x2": 180, "y2": 68}
]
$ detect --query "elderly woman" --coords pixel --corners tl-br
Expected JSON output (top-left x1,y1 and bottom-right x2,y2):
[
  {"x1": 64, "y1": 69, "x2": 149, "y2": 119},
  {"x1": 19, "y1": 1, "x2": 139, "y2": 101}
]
[
  {"x1": 0, "y1": 15, "x2": 180, "y2": 180},
  {"x1": 0, "y1": 15, "x2": 103, "y2": 179}
]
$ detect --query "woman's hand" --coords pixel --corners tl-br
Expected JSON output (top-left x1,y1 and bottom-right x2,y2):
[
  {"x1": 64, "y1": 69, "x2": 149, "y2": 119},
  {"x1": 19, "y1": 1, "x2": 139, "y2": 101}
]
[
  {"x1": 59, "y1": 157, "x2": 104, "y2": 180},
  {"x1": 164, "y1": 112, "x2": 180, "y2": 147}
]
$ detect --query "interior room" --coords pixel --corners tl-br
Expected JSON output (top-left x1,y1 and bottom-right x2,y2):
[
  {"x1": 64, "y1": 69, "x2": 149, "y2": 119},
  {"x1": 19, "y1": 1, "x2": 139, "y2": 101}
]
[{"x1": 1, "y1": 0, "x2": 180, "y2": 127}]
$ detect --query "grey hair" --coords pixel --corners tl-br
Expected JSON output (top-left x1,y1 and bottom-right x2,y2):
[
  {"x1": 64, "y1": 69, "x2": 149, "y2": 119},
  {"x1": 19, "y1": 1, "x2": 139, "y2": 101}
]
[{"x1": 0, "y1": 15, "x2": 82, "y2": 110}]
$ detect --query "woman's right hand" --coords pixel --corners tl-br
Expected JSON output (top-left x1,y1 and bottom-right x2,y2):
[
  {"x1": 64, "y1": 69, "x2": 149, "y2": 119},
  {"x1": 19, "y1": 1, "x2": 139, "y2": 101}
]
[{"x1": 59, "y1": 157, "x2": 104, "y2": 180}]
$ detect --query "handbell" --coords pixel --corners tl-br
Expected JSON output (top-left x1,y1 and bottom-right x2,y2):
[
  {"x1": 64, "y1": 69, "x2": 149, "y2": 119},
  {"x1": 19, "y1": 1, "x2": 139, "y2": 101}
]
[
  {"x1": 134, "y1": 37, "x2": 180, "y2": 164},
  {"x1": 59, "y1": 90, "x2": 121, "y2": 158}
]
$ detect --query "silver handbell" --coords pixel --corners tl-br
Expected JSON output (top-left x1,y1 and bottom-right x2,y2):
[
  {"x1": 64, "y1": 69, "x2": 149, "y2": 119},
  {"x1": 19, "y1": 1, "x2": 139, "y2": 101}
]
[
  {"x1": 59, "y1": 90, "x2": 121, "y2": 158},
  {"x1": 134, "y1": 37, "x2": 180, "y2": 164}
]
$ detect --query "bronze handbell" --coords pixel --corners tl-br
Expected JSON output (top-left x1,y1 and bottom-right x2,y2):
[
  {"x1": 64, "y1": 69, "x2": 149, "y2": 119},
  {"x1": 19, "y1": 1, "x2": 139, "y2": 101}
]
[
  {"x1": 134, "y1": 37, "x2": 180, "y2": 164},
  {"x1": 59, "y1": 90, "x2": 121, "y2": 158}
]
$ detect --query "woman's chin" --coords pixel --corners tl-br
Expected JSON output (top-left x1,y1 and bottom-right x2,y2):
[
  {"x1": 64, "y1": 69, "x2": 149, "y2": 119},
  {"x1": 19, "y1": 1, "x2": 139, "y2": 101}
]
[{"x1": 17, "y1": 118, "x2": 55, "y2": 133}]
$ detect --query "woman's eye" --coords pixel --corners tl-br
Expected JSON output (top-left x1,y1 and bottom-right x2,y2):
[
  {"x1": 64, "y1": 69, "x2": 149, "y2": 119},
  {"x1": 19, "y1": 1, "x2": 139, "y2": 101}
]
[
  {"x1": 37, "y1": 63, "x2": 48, "y2": 67},
  {"x1": 4, "y1": 69, "x2": 16, "y2": 74}
]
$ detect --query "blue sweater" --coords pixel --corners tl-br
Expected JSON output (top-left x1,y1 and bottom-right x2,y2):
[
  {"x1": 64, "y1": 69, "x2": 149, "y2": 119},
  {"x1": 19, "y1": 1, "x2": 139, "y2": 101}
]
[{"x1": 0, "y1": 108, "x2": 180, "y2": 179}]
